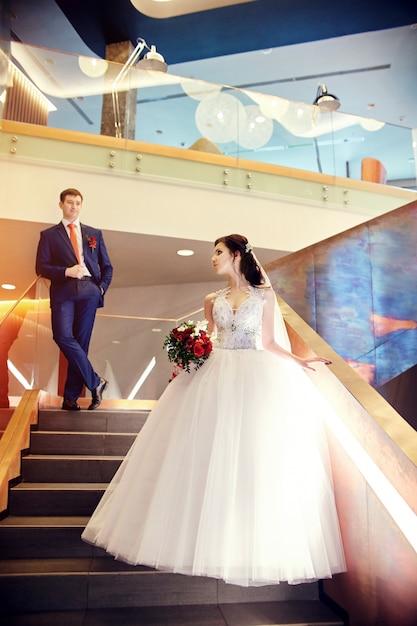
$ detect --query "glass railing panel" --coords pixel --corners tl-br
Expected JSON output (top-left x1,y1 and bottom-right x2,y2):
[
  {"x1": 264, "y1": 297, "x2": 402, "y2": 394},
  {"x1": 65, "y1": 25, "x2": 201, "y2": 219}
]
[
  {"x1": 88, "y1": 315, "x2": 176, "y2": 401},
  {"x1": 0, "y1": 279, "x2": 41, "y2": 408},
  {"x1": 89, "y1": 310, "x2": 206, "y2": 402},
  {"x1": 33, "y1": 278, "x2": 60, "y2": 396},
  {"x1": 1, "y1": 276, "x2": 208, "y2": 404},
  {"x1": 2, "y1": 41, "x2": 416, "y2": 188},
  {"x1": 232, "y1": 89, "x2": 416, "y2": 184}
]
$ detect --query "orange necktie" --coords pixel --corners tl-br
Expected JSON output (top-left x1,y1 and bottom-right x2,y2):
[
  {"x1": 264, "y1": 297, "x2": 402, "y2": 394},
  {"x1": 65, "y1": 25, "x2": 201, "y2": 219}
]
[{"x1": 68, "y1": 223, "x2": 81, "y2": 264}]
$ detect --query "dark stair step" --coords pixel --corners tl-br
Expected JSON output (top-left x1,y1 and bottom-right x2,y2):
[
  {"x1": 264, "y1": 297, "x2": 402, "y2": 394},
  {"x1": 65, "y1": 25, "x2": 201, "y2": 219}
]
[
  {"x1": 8, "y1": 482, "x2": 107, "y2": 516},
  {"x1": 0, "y1": 516, "x2": 94, "y2": 559},
  {"x1": 21, "y1": 454, "x2": 123, "y2": 483},
  {"x1": 0, "y1": 602, "x2": 345, "y2": 625},
  {"x1": 29, "y1": 431, "x2": 136, "y2": 455},
  {"x1": 0, "y1": 557, "x2": 340, "y2": 620},
  {"x1": 37, "y1": 409, "x2": 149, "y2": 434}
]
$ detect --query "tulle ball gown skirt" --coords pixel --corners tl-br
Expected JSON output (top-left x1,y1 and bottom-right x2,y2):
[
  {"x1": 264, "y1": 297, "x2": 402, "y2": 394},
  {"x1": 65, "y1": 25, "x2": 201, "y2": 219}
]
[{"x1": 82, "y1": 348, "x2": 346, "y2": 587}]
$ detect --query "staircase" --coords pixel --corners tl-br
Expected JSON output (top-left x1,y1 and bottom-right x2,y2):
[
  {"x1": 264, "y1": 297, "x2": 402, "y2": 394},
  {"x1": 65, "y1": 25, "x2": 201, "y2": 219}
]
[{"x1": 0, "y1": 407, "x2": 345, "y2": 625}]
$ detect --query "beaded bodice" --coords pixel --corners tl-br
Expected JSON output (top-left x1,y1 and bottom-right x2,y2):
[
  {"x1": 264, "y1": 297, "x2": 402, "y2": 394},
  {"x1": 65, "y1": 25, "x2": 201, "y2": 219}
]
[{"x1": 213, "y1": 286, "x2": 264, "y2": 350}]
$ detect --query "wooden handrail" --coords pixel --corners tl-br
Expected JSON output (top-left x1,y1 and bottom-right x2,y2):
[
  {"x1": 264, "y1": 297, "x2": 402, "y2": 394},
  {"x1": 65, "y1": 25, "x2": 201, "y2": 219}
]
[{"x1": 0, "y1": 389, "x2": 41, "y2": 513}]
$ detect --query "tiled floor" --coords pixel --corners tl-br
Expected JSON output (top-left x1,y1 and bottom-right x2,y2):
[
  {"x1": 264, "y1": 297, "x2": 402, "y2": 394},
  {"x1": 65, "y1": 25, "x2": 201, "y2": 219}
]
[{"x1": 2, "y1": 601, "x2": 345, "y2": 625}]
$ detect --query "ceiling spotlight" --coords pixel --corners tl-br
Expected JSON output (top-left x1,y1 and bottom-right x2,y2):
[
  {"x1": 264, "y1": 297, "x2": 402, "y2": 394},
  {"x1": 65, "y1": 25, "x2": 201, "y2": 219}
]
[
  {"x1": 313, "y1": 83, "x2": 340, "y2": 111},
  {"x1": 1, "y1": 283, "x2": 16, "y2": 290},
  {"x1": 137, "y1": 45, "x2": 168, "y2": 72},
  {"x1": 177, "y1": 249, "x2": 194, "y2": 257},
  {"x1": 112, "y1": 37, "x2": 167, "y2": 138}
]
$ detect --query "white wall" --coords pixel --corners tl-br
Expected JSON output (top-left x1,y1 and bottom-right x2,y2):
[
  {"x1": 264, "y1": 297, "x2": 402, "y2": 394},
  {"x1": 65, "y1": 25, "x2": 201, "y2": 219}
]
[{"x1": 0, "y1": 155, "x2": 407, "y2": 254}]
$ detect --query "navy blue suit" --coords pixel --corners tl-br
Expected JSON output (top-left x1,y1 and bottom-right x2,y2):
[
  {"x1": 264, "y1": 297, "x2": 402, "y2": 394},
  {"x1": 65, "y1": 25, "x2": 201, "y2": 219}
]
[{"x1": 36, "y1": 222, "x2": 113, "y2": 401}]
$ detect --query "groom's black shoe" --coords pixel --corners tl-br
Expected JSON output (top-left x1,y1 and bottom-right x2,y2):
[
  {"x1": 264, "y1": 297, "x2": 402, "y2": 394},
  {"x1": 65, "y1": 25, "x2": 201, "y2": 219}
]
[
  {"x1": 62, "y1": 399, "x2": 81, "y2": 411},
  {"x1": 88, "y1": 377, "x2": 108, "y2": 411}
]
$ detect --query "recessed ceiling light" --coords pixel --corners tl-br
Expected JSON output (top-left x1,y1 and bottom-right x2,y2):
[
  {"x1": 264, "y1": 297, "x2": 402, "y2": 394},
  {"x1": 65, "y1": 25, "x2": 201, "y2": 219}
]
[
  {"x1": 177, "y1": 249, "x2": 194, "y2": 256},
  {"x1": 1, "y1": 283, "x2": 16, "y2": 290}
]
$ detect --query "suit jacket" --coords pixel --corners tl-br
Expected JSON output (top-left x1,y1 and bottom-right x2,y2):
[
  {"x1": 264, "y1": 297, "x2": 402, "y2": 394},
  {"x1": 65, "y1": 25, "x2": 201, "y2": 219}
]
[{"x1": 35, "y1": 222, "x2": 113, "y2": 307}]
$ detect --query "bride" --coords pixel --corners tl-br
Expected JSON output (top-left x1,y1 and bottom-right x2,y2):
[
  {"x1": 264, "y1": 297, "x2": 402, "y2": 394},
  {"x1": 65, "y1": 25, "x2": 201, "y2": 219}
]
[{"x1": 82, "y1": 233, "x2": 346, "y2": 587}]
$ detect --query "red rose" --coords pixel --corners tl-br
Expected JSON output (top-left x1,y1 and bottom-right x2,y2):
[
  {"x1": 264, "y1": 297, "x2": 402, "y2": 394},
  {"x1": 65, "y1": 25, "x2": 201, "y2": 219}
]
[
  {"x1": 204, "y1": 342, "x2": 213, "y2": 355},
  {"x1": 193, "y1": 341, "x2": 205, "y2": 357}
]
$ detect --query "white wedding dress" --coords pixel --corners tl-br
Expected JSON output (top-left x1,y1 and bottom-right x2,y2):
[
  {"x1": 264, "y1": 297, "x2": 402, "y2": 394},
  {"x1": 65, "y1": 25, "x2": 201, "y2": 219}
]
[{"x1": 82, "y1": 286, "x2": 346, "y2": 586}]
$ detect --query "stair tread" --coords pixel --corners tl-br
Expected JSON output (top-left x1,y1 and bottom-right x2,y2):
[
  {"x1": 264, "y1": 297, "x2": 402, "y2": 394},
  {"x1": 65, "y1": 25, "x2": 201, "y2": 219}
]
[
  {"x1": 23, "y1": 454, "x2": 125, "y2": 460},
  {"x1": 0, "y1": 515, "x2": 90, "y2": 526},
  {"x1": 0, "y1": 602, "x2": 344, "y2": 625},
  {"x1": 32, "y1": 431, "x2": 135, "y2": 435},
  {"x1": 0, "y1": 557, "x2": 156, "y2": 574},
  {"x1": 0, "y1": 602, "x2": 344, "y2": 626},
  {"x1": 41, "y1": 408, "x2": 150, "y2": 413},
  {"x1": 12, "y1": 483, "x2": 108, "y2": 490}
]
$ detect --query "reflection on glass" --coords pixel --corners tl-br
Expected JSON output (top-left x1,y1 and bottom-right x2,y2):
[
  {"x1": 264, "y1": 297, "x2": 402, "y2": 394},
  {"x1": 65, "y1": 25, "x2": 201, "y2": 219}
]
[
  {"x1": 0, "y1": 281, "x2": 40, "y2": 408},
  {"x1": 1, "y1": 41, "x2": 415, "y2": 185},
  {"x1": 0, "y1": 276, "x2": 208, "y2": 405},
  {"x1": 136, "y1": 72, "x2": 415, "y2": 184}
]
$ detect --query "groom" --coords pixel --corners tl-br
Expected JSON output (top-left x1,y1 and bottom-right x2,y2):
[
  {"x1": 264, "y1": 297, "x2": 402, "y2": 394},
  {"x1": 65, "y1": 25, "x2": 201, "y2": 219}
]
[{"x1": 36, "y1": 188, "x2": 113, "y2": 411}]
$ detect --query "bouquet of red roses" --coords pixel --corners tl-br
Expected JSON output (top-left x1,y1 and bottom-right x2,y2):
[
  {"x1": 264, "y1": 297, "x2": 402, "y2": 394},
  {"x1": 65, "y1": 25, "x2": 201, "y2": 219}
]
[{"x1": 163, "y1": 320, "x2": 212, "y2": 378}]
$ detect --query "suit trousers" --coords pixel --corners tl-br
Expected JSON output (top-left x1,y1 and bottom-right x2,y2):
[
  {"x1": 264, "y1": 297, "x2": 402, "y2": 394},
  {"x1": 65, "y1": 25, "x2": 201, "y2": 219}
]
[{"x1": 51, "y1": 280, "x2": 102, "y2": 400}]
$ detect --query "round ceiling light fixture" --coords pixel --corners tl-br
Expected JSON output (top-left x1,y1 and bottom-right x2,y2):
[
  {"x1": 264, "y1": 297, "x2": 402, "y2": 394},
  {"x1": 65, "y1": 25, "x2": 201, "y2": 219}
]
[{"x1": 177, "y1": 249, "x2": 194, "y2": 256}]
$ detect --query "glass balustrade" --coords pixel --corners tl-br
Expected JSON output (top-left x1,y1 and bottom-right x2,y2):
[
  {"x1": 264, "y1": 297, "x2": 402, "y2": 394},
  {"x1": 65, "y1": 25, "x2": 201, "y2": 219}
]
[
  {"x1": 89, "y1": 311, "x2": 201, "y2": 402},
  {"x1": 0, "y1": 277, "x2": 205, "y2": 406},
  {"x1": 0, "y1": 279, "x2": 41, "y2": 408},
  {"x1": 0, "y1": 41, "x2": 415, "y2": 188}
]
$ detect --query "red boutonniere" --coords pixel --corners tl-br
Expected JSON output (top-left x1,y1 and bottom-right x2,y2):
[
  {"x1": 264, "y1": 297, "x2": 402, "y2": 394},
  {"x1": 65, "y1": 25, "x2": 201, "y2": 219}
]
[{"x1": 87, "y1": 235, "x2": 97, "y2": 252}]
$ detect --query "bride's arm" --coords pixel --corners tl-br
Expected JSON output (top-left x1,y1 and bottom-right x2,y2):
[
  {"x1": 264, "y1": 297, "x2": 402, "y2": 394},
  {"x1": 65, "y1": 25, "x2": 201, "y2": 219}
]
[
  {"x1": 204, "y1": 292, "x2": 217, "y2": 336},
  {"x1": 262, "y1": 288, "x2": 330, "y2": 371}
]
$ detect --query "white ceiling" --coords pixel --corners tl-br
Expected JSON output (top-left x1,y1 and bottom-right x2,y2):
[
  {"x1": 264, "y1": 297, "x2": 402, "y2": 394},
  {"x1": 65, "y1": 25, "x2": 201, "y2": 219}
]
[{"x1": 0, "y1": 219, "x2": 287, "y2": 301}]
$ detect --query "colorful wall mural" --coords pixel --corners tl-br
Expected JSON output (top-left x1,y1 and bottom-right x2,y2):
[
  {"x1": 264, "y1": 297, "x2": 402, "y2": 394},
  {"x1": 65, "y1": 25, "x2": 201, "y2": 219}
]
[{"x1": 267, "y1": 199, "x2": 417, "y2": 391}]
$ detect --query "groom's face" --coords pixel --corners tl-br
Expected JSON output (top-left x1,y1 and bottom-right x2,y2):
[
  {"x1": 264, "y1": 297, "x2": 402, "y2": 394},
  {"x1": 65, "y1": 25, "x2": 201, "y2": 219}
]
[{"x1": 60, "y1": 194, "x2": 82, "y2": 222}]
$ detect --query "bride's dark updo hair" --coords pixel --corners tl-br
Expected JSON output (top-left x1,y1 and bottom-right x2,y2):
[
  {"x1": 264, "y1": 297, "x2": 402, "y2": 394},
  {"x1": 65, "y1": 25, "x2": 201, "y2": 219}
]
[{"x1": 214, "y1": 234, "x2": 264, "y2": 286}]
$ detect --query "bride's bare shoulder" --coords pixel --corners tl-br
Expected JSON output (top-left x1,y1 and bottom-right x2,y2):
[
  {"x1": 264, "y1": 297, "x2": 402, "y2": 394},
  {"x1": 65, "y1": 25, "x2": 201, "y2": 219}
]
[
  {"x1": 205, "y1": 287, "x2": 227, "y2": 302},
  {"x1": 258, "y1": 285, "x2": 276, "y2": 303},
  {"x1": 205, "y1": 292, "x2": 216, "y2": 303}
]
